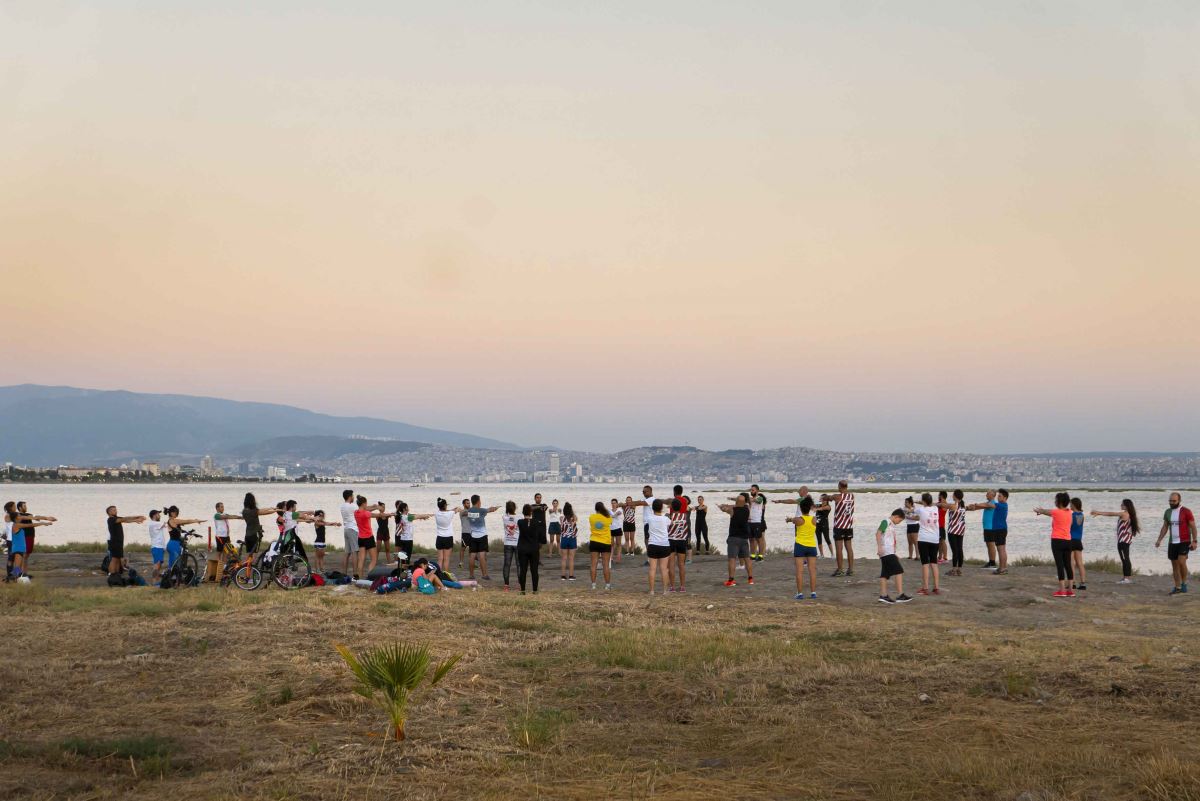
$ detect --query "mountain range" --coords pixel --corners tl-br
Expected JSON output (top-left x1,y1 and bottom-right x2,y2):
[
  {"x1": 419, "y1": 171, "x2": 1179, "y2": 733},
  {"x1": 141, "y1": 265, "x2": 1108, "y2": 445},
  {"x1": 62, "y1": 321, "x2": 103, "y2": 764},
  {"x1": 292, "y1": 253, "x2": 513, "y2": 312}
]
[{"x1": 0, "y1": 385, "x2": 520, "y2": 465}]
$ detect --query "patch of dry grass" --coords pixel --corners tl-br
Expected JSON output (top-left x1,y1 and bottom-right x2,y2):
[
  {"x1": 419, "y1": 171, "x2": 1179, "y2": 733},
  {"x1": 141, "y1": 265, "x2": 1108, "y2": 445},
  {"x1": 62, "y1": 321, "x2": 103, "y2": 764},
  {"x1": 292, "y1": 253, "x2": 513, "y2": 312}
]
[{"x1": 0, "y1": 582, "x2": 1195, "y2": 800}]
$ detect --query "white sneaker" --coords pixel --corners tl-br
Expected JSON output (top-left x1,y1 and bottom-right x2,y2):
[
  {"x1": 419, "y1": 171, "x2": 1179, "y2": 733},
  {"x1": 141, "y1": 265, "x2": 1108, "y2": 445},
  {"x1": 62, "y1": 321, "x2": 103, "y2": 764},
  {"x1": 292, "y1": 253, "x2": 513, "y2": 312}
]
[
  {"x1": 1117, "y1": 578, "x2": 1134, "y2": 585},
  {"x1": 604, "y1": 583, "x2": 611, "y2": 590},
  {"x1": 591, "y1": 582, "x2": 597, "y2": 590}
]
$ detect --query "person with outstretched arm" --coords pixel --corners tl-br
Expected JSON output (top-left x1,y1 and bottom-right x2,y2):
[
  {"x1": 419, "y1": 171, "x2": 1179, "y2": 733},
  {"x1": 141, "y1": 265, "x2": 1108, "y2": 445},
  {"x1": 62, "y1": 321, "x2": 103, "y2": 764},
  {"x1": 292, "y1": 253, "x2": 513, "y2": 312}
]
[
  {"x1": 718, "y1": 494, "x2": 755, "y2": 587},
  {"x1": 1155, "y1": 492, "x2": 1197, "y2": 595}
]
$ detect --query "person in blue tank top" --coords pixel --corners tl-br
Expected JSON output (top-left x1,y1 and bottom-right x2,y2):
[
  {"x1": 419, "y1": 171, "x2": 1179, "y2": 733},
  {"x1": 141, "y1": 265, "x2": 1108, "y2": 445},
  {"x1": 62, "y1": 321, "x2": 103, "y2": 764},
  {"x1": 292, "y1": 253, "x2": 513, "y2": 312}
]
[
  {"x1": 1069, "y1": 497, "x2": 1087, "y2": 591},
  {"x1": 978, "y1": 489, "x2": 1011, "y2": 574},
  {"x1": 980, "y1": 489, "x2": 997, "y2": 568}
]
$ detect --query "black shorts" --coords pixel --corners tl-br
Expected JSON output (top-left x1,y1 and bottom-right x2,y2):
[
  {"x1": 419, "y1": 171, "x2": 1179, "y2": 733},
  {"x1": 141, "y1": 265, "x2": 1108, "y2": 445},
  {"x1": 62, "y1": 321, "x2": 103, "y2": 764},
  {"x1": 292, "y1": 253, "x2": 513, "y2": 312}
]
[
  {"x1": 377, "y1": 531, "x2": 389, "y2": 544},
  {"x1": 938, "y1": 526, "x2": 946, "y2": 542},
  {"x1": 880, "y1": 554, "x2": 904, "y2": 578},
  {"x1": 918, "y1": 541, "x2": 940, "y2": 565},
  {"x1": 590, "y1": 541, "x2": 612, "y2": 553},
  {"x1": 461, "y1": 533, "x2": 472, "y2": 547},
  {"x1": 1168, "y1": 542, "x2": 1192, "y2": 561},
  {"x1": 397, "y1": 539, "x2": 414, "y2": 555},
  {"x1": 833, "y1": 527, "x2": 854, "y2": 541},
  {"x1": 646, "y1": 543, "x2": 671, "y2": 559},
  {"x1": 623, "y1": 521, "x2": 636, "y2": 533},
  {"x1": 469, "y1": 537, "x2": 489, "y2": 554},
  {"x1": 435, "y1": 536, "x2": 454, "y2": 550},
  {"x1": 906, "y1": 524, "x2": 919, "y2": 535},
  {"x1": 982, "y1": 528, "x2": 994, "y2": 543},
  {"x1": 1071, "y1": 540, "x2": 1083, "y2": 552},
  {"x1": 992, "y1": 529, "x2": 1008, "y2": 546},
  {"x1": 215, "y1": 536, "x2": 230, "y2": 553},
  {"x1": 748, "y1": 522, "x2": 765, "y2": 539},
  {"x1": 109, "y1": 535, "x2": 125, "y2": 559},
  {"x1": 669, "y1": 539, "x2": 688, "y2": 554},
  {"x1": 357, "y1": 536, "x2": 376, "y2": 550}
]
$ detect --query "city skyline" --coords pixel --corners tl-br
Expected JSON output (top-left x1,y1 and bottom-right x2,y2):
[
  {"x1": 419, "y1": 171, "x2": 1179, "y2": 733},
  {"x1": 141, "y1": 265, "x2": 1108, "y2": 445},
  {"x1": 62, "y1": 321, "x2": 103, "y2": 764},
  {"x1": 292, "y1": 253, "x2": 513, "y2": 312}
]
[{"x1": 4, "y1": 2, "x2": 1197, "y2": 453}]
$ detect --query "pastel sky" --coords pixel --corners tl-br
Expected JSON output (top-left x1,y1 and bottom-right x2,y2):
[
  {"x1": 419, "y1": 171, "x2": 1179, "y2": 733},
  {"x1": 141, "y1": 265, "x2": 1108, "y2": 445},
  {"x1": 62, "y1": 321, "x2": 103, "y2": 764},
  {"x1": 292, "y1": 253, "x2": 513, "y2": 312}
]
[{"x1": 3, "y1": 1, "x2": 1197, "y2": 453}]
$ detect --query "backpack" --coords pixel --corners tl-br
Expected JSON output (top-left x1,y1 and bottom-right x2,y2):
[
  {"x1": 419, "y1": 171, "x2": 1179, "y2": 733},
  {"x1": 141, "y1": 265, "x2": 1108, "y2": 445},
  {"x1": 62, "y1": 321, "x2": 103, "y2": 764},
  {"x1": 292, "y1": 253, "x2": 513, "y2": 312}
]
[
  {"x1": 327, "y1": 570, "x2": 347, "y2": 582},
  {"x1": 107, "y1": 573, "x2": 128, "y2": 587},
  {"x1": 127, "y1": 568, "x2": 148, "y2": 587},
  {"x1": 159, "y1": 571, "x2": 175, "y2": 589},
  {"x1": 309, "y1": 573, "x2": 326, "y2": 587},
  {"x1": 416, "y1": 576, "x2": 436, "y2": 594},
  {"x1": 100, "y1": 554, "x2": 112, "y2": 573}
]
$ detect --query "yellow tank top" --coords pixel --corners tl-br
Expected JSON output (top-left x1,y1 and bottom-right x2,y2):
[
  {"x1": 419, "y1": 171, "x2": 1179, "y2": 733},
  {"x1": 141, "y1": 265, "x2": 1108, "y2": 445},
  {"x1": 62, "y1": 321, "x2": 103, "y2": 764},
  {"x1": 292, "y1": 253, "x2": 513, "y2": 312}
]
[{"x1": 794, "y1": 514, "x2": 817, "y2": 547}]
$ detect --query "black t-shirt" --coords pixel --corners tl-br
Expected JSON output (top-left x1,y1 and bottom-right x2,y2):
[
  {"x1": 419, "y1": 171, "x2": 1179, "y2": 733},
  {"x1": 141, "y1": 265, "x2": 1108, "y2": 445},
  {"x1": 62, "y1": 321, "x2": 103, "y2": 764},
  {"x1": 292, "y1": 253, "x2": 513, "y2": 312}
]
[
  {"x1": 530, "y1": 503, "x2": 547, "y2": 527},
  {"x1": 516, "y1": 517, "x2": 541, "y2": 553},
  {"x1": 314, "y1": 524, "x2": 326, "y2": 542},
  {"x1": 243, "y1": 508, "x2": 263, "y2": 538},
  {"x1": 377, "y1": 515, "x2": 390, "y2": 536},
  {"x1": 107, "y1": 514, "x2": 124, "y2": 543},
  {"x1": 728, "y1": 506, "x2": 750, "y2": 538}
]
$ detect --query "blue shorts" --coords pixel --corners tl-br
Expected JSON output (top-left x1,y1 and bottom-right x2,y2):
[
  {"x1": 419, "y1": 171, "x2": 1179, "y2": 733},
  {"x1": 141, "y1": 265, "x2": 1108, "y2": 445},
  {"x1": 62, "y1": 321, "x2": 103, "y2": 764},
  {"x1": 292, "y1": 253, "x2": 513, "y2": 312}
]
[
  {"x1": 11, "y1": 531, "x2": 26, "y2": 554},
  {"x1": 560, "y1": 536, "x2": 578, "y2": 550},
  {"x1": 793, "y1": 544, "x2": 818, "y2": 558},
  {"x1": 151, "y1": 547, "x2": 165, "y2": 564},
  {"x1": 549, "y1": 523, "x2": 562, "y2": 536}
]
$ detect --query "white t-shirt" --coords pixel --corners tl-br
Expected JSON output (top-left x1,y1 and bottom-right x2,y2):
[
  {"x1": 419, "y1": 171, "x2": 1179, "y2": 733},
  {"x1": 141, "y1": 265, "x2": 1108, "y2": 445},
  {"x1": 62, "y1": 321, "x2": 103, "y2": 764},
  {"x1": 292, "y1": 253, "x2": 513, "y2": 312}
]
[
  {"x1": 548, "y1": 510, "x2": 561, "y2": 526},
  {"x1": 502, "y1": 514, "x2": 519, "y2": 547},
  {"x1": 397, "y1": 514, "x2": 414, "y2": 540},
  {"x1": 641, "y1": 497, "x2": 656, "y2": 528},
  {"x1": 147, "y1": 520, "x2": 167, "y2": 549},
  {"x1": 748, "y1": 495, "x2": 765, "y2": 524},
  {"x1": 878, "y1": 520, "x2": 900, "y2": 557},
  {"x1": 434, "y1": 510, "x2": 455, "y2": 538},
  {"x1": 283, "y1": 511, "x2": 299, "y2": 533},
  {"x1": 213, "y1": 515, "x2": 230, "y2": 538},
  {"x1": 1169, "y1": 508, "x2": 1182, "y2": 544},
  {"x1": 340, "y1": 502, "x2": 358, "y2": 533},
  {"x1": 915, "y1": 506, "x2": 940, "y2": 544},
  {"x1": 610, "y1": 508, "x2": 624, "y2": 530},
  {"x1": 647, "y1": 512, "x2": 670, "y2": 547}
]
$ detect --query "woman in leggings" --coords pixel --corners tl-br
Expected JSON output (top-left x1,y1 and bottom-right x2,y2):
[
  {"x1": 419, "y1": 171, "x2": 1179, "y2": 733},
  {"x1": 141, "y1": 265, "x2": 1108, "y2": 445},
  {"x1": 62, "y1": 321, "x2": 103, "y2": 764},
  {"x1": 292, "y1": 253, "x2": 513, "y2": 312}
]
[
  {"x1": 945, "y1": 490, "x2": 968, "y2": 576},
  {"x1": 693, "y1": 496, "x2": 710, "y2": 554},
  {"x1": 515, "y1": 503, "x2": 541, "y2": 594},
  {"x1": 1092, "y1": 499, "x2": 1139, "y2": 584},
  {"x1": 1035, "y1": 492, "x2": 1075, "y2": 598}
]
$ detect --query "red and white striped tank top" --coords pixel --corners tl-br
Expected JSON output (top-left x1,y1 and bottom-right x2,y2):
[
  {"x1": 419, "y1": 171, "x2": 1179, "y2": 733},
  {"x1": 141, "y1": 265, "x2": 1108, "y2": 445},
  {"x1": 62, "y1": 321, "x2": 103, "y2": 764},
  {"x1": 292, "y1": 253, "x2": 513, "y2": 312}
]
[
  {"x1": 833, "y1": 493, "x2": 855, "y2": 529},
  {"x1": 1117, "y1": 518, "x2": 1134, "y2": 544}
]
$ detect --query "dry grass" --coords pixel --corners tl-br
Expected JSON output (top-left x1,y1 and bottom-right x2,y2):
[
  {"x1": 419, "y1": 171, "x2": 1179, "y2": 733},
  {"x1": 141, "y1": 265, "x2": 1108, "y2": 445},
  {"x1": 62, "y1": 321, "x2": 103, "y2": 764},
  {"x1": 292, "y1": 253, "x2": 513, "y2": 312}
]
[{"x1": 0, "y1": 577, "x2": 1196, "y2": 800}]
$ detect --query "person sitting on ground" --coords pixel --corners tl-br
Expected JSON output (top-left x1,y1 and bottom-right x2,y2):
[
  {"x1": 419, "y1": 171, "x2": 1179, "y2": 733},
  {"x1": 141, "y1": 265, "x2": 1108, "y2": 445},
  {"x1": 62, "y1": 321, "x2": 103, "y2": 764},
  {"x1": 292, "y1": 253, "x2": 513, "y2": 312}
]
[{"x1": 411, "y1": 557, "x2": 446, "y2": 592}]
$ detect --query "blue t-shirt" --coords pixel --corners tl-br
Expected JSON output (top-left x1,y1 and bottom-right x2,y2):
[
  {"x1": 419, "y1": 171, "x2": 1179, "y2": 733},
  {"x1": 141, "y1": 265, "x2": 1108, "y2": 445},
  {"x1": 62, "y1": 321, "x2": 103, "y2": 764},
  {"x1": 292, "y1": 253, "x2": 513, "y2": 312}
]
[
  {"x1": 982, "y1": 503, "x2": 995, "y2": 529},
  {"x1": 467, "y1": 507, "x2": 489, "y2": 537},
  {"x1": 1070, "y1": 511, "x2": 1084, "y2": 541},
  {"x1": 992, "y1": 501, "x2": 1009, "y2": 530}
]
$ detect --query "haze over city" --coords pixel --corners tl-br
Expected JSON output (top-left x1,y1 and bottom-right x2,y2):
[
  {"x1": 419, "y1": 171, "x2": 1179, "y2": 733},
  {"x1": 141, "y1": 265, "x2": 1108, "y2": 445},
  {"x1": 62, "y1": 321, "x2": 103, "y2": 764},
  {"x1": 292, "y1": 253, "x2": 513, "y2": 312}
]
[{"x1": 4, "y1": 1, "x2": 1197, "y2": 453}]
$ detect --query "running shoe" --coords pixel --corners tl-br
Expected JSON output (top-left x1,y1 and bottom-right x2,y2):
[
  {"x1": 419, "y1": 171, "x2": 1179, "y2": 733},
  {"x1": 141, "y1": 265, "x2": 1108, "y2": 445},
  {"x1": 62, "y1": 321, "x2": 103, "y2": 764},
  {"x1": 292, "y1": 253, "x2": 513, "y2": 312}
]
[
  {"x1": 993, "y1": 568, "x2": 1009, "y2": 575},
  {"x1": 1117, "y1": 578, "x2": 1134, "y2": 585},
  {"x1": 830, "y1": 569, "x2": 845, "y2": 577},
  {"x1": 747, "y1": 577, "x2": 755, "y2": 585},
  {"x1": 981, "y1": 562, "x2": 997, "y2": 569},
  {"x1": 845, "y1": 569, "x2": 854, "y2": 577},
  {"x1": 724, "y1": 579, "x2": 737, "y2": 587},
  {"x1": 678, "y1": 586, "x2": 686, "y2": 593},
  {"x1": 568, "y1": 575, "x2": 576, "y2": 581},
  {"x1": 937, "y1": 558, "x2": 948, "y2": 565},
  {"x1": 1076, "y1": 584, "x2": 1087, "y2": 591},
  {"x1": 591, "y1": 582, "x2": 597, "y2": 590},
  {"x1": 561, "y1": 575, "x2": 567, "y2": 581},
  {"x1": 917, "y1": 588, "x2": 930, "y2": 596},
  {"x1": 794, "y1": 592, "x2": 804, "y2": 601},
  {"x1": 503, "y1": 585, "x2": 510, "y2": 592},
  {"x1": 1182, "y1": 584, "x2": 1189, "y2": 593},
  {"x1": 808, "y1": 592, "x2": 817, "y2": 600},
  {"x1": 604, "y1": 583, "x2": 611, "y2": 590},
  {"x1": 878, "y1": 595, "x2": 895, "y2": 604},
  {"x1": 482, "y1": 575, "x2": 492, "y2": 581},
  {"x1": 666, "y1": 586, "x2": 676, "y2": 593},
  {"x1": 1169, "y1": 587, "x2": 1182, "y2": 595},
  {"x1": 895, "y1": 593, "x2": 913, "y2": 603},
  {"x1": 1052, "y1": 590, "x2": 1068, "y2": 598},
  {"x1": 931, "y1": 587, "x2": 942, "y2": 595},
  {"x1": 1065, "y1": 589, "x2": 1076, "y2": 597},
  {"x1": 685, "y1": 559, "x2": 692, "y2": 565}
]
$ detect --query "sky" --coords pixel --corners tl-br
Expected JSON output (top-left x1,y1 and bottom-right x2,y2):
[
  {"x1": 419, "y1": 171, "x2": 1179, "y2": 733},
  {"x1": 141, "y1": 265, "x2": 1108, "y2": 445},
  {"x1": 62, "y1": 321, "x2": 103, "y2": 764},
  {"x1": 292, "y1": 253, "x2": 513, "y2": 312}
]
[{"x1": 2, "y1": 1, "x2": 1198, "y2": 454}]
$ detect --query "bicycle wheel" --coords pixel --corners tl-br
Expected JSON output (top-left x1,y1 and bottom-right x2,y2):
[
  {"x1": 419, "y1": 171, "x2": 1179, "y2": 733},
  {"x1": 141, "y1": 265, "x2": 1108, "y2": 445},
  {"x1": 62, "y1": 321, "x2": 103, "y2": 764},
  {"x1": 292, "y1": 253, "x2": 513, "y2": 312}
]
[
  {"x1": 272, "y1": 553, "x2": 310, "y2": 590},
  {"x1": 233, "y1": 564, "x2": 263, "y2": 591},
  {"x1": 180, "y1": 552, "x2": 201, "y2": 586}
]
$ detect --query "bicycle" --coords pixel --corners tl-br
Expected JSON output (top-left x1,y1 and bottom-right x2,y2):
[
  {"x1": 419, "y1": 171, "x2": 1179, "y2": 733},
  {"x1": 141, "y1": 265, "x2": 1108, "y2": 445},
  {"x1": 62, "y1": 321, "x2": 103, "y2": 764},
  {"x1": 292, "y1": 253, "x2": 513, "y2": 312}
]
[
  {"x1": 218, "y1": 539, "x2": 263, "y2": 591},
  {"x1": 256, "y1": 529, "x2": 311, "y2": 590},
  {"x1": 162, "y1": 530, "x2": 204, "y2": 588}
]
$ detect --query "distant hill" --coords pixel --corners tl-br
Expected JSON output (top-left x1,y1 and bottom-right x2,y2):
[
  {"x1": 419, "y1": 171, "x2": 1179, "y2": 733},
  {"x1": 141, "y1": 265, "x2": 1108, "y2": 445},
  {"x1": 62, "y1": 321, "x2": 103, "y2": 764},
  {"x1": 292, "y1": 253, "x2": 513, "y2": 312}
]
[
  {"x1": 0, "y1": 385, "x2": 520, "y2": 465},
  {"x1": 228, "y1": 436, "x2": 431, "y2": 462}
]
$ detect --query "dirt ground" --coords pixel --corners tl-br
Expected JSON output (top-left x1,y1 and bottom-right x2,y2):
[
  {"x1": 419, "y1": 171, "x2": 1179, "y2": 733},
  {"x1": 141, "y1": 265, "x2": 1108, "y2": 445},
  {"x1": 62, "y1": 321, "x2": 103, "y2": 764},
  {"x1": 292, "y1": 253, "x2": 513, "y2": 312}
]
[{"x1": 1, "y1": 549, "x2": 1198, "y2": 801}]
